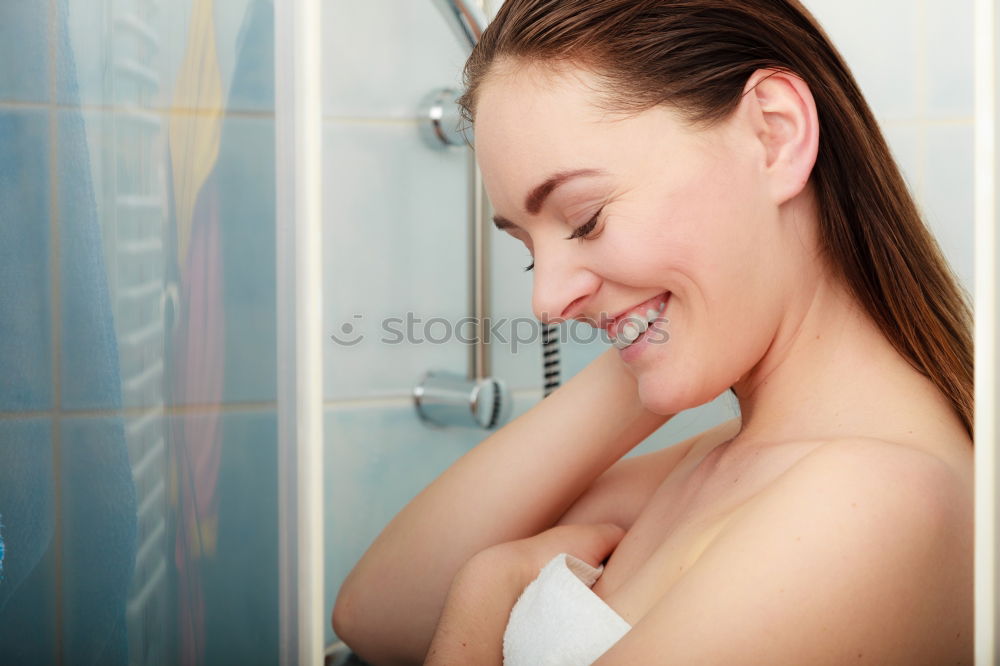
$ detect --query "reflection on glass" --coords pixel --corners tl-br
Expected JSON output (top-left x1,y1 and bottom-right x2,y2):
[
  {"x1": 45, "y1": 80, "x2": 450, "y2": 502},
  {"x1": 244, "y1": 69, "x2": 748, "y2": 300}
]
[{"x1": 0, "y1": 0, "x2": 276, "y2": 664}]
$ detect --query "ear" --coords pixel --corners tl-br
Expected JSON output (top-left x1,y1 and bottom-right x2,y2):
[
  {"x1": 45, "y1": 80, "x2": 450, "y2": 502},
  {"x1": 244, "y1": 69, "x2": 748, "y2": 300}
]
[{"x1": 740, "y1": 69, "x2": 820, "y2": 205}]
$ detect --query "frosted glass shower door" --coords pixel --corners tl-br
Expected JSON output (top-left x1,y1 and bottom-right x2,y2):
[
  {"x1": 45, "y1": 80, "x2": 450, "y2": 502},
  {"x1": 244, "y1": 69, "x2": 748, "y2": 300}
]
[{"x1": 0, "y1": 1, "x2": 282, "y2": 664}]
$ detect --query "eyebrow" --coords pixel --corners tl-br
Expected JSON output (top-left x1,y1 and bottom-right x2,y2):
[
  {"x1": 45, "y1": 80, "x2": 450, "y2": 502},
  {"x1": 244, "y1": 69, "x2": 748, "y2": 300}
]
[{"x1": 492, "y1": 168, "x2": 605, "y2": 231}]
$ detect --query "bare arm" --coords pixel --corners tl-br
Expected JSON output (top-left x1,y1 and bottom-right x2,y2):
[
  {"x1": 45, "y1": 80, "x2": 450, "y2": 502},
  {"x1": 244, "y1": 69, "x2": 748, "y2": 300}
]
[
  {"x1": 425, "y1": 523, "x2": 626, "y2": 666},
  {"x1": 332, "y1": 347, "x2": 675, "y2": 665},
  {"x1": 554, "y1": 416, "x2": 742, "y2": 529}
]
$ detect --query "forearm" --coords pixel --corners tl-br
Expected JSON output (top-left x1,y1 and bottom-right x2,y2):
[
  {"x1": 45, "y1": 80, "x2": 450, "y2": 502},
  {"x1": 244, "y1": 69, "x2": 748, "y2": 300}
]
[
  {"x1": 334, "y1": 348, "x2": 673, "y2": 663},
  {"x1": 424, "y1": 550, "x2": 525, "y2": 666}
]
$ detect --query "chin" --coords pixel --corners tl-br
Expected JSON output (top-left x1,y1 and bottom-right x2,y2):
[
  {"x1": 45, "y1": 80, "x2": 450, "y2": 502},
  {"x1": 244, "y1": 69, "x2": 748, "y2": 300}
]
[
  {"x1": 636, "y1": 375, "x2": 689, "y2": 415},
  {"x1": 636, "y1": 368, "x2": 722, "y2": 416}
]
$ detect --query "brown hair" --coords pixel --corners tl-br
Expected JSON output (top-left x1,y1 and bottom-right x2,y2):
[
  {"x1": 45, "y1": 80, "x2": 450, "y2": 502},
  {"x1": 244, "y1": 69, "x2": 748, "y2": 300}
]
[{"x1": 458, "y1": 0, "x2": 973, "y2": 439}]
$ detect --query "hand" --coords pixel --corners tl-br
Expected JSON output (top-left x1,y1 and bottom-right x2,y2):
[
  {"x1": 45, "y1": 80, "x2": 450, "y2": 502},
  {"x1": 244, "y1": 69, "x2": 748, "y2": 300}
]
[
  {"x1": 476, "y1": 522, "x2": 627, "y2": 591},
  {"x1": 425, "y1": 523, "x2": 626, "y2": 665}
]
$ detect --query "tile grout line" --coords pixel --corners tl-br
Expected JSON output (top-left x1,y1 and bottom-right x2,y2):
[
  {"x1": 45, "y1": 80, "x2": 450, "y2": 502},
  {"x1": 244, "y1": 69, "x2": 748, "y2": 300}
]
[
  {"x1": 0, "y1": 389, "x2": 553, "y2": 420},
  {"x1": 321, "y1": 115, "x2": 422, "y2": 126},
  {"x1": 0, "y1": 401, "x2": 283, "y2": 421},
  {"x1": 321, "y1": 387, "x2": 543, "y2": 411},
  {"x1": 0, "y1": 99, "x2": 275, "y2": 119}
]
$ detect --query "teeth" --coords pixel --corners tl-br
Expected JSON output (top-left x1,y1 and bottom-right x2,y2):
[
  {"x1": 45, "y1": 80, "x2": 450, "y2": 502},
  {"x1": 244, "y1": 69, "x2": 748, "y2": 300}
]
[
  {"x1": 612, "y1": 294, "x2": 668, "y2": 350},
  {"x1": 613, "y1": 316, "x2": 649, "y2": 349},
  {"x1": 623, "y1": 320, "x2": 644, "y2": 342}
]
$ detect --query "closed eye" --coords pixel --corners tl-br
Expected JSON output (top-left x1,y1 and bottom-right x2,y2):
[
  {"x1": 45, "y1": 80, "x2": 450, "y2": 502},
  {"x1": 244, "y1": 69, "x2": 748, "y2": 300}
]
[
  {"x1": 565, "y1": 208, "x2": 603, "y2": 241},
  {"x1": 524, "y1": 208, "x2": 604, "y2": 272}
]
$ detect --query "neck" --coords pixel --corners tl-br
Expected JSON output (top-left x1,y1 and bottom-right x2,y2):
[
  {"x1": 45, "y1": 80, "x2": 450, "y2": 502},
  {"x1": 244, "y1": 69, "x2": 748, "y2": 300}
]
[{"x1": 730, "y1": 266, "x2": 963, "y2": 448}]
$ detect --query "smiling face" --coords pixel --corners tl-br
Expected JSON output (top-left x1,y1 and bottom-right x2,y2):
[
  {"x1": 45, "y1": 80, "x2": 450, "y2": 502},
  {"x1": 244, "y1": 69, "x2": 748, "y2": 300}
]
[{"x1": 474, "y1": 60, "x2": 820, "y2": 414}]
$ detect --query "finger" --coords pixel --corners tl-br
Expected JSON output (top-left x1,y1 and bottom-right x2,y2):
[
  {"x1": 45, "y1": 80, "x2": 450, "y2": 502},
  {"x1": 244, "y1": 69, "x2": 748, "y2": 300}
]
[{"x1": 563, "y1": 522, "x2": 626, "y2": 568}]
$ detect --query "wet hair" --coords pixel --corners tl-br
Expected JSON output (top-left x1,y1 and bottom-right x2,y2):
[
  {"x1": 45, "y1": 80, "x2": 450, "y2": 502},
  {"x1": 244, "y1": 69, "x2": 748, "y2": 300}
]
[{"x1": 458, "y1": 0, "x2": 973, "y2": 438}]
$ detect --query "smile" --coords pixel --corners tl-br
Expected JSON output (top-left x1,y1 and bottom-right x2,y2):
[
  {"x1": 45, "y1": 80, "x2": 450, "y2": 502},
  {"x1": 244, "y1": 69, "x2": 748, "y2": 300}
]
[{"x1": 609, "y1": 292, "x2": 669, "y2": 350}]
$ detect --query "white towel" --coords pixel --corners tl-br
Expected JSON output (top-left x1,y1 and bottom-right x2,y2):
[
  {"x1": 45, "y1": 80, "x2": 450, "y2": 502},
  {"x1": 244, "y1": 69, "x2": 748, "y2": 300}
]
[{"x1": 503, "y1": 553, "x2": 632, "y2": 665}]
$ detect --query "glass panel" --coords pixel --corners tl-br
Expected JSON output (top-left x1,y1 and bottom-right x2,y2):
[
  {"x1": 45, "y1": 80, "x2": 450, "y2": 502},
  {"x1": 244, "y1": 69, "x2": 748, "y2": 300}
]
[{"x1": 0, "y1": 0, "x2": 277, "y2": 663}]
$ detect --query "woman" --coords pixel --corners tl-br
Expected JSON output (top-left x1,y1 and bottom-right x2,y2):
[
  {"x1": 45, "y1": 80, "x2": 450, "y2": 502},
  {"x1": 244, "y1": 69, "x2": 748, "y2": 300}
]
[{"x1": 333, "y1": 1, "x2": 974, "y2": 663}]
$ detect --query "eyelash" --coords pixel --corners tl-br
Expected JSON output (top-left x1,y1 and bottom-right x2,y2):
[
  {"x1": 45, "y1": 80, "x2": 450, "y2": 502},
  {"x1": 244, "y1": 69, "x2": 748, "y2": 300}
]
[{"x1": 523, "y1": 208, "x2": 604, "y2": 272}]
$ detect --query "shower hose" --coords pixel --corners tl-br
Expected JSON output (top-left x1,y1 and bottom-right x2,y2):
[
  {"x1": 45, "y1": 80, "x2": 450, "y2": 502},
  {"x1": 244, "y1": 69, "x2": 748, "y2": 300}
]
[{"x1": 542, "y1": 323, "x2": 560, "y2": 397}]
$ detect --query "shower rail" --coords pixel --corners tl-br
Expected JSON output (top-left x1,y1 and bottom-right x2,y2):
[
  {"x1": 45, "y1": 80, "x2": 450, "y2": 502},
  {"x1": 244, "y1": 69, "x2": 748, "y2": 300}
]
[
  {"x1": 430, "y1": 0, "x2": 486, "y2": 52},
  {"x1": 414, "y1": 0, "x2": 561, "y2": 431}
]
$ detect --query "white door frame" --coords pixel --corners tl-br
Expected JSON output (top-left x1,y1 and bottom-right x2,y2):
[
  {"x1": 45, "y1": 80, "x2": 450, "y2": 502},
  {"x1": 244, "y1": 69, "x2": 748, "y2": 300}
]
[{"x1": 276, "y1": 0, "x2": 325, "y2": 663}]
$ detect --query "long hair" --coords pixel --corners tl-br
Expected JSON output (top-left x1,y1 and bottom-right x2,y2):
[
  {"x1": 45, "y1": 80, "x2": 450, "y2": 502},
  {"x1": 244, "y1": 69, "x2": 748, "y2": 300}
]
[{"x1": 458, "y1": 0, "x2": 974, "y2": 438}]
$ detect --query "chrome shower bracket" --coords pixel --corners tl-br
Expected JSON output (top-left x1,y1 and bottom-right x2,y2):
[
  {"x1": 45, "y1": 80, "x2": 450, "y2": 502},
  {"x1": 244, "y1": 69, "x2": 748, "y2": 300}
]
[
  {"x1": 419, "y1": 88, "x2": 467, "y2": 149},
  {"x1": 414, "y1": 370, "x2": 512, "y2": 430},
  {"x1": 414, "y1": 0, "x2": 516, "y2": 431}
]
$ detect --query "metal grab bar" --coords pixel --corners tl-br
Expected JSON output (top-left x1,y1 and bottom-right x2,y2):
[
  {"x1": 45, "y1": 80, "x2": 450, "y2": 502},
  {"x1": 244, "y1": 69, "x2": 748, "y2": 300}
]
[
  {"x1": 430, "y1": 0, "x2": 487, "y2": 51},
  {"x1": 413, "y1": 1, "x2": 514, "y2": 431}
]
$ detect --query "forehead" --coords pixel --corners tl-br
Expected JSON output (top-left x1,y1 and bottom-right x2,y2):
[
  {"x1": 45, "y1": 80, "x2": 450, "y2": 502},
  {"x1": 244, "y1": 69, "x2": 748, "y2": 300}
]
[
  {"x1": 475, "y1": 60, "x2": 610, "y2": 137},
  {"x1": 474, "y1": 64, "x2": 609, "y2": 201},
  {"x1": 472, "y1": 61, "x2": 708, "y2": 214}
]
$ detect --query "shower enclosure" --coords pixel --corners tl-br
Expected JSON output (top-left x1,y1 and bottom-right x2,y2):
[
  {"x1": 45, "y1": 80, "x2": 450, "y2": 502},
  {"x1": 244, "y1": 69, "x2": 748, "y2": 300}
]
[
  {"x1": 0, "y1": 0, "x2": 994, "y2": 665},
  {"x1": 1, "y1": 0, "x2": 282, "y2": 663}
]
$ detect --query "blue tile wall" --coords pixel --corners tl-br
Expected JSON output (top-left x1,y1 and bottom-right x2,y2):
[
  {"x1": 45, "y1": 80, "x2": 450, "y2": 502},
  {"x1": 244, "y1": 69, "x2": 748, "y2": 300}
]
[
  {"x1": 925, "y1": 0, "x2": 975, "y2": 118},
  {"x1": 58, "y1": 410, "x2": 279, "y2": 665},
  {"x1": 488, "y1": 219, "x2": 543, "y2": 392},
  {"x1": 59, "y1": 416, "x2": 136, "y2": 666},
  {"x1": 213, "y1": 115, "x2": 277, "y2": 405},
  {"x1": 882, "y1": 124, "x2": 921, "y2": 195},
  {"x1": 0, "y1": 110, "x2": 54, "y2": 412},
  {"x1": 323, "y1": 121, "x2": 467, "y2": 400},
  {"x1": 805, "y1": 0, "x2": 920, "y2": 120},
  {"x1": 61, "y1": 0, "x2": 273, "y2": 113},
  {"x1": 923, "y1": 124, "x2": 975, "y2": 294},
  {"x1": 0, "y1": 418, "x2": 57, "y2": 664},
  {"x1": 0, "y1": 3, "x2": 51, "y2": 104},
  {"x1": 58, "y1": 111, "x2": 277, "y2": 411},
  {"x1": 55, "y1": 112, "x2": 276, "y2": 412},
  {"x1": 57, "y1": 0, "x2": 103, "y2": 107},
  {"x1": 323, "y1": 1, "x2": 467, "y2": 118},
  {"x1": 164, "y1": 408, "x2": 279, "y2": 663},
  {"x1": 804, "y1": 0, "x2": 974, "y2": 295},
  {"x1": 216, "y1": 0, "x2": 275, "y2": 113},
  {"x1": 324, "y1": 402, "x2": 480, "y2": 643},
  {"x1": 191, "y1": 409, "x2": 279, "y2": 664},
  {"x1": 58, "y1": 110, "x2": 125, "y2": 413},
  {"x1": 0, "y1": 0, "x2": 282, "y2": 660}
]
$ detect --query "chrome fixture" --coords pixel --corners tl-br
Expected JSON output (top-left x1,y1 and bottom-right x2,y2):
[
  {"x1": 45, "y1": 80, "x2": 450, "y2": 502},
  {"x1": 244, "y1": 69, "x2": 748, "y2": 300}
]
[
  {"x1": 414, "y1": 1, "x2": 562, "y2": 430},
  {"x1": 414, "y1": 370, "x2": 511, "y2": 430},
  {"x1": 414, "y1": 0, "x2": 514, "y2": 430},
  {"x1": 419, "y1": 0, "x2": 486, "y2": 149},
  {"x1": 418, "y1": 88, "x2": 466, "y2": 149},
  {"x1": 430, "y1": 0, "x2": 487, "y2": 51}
]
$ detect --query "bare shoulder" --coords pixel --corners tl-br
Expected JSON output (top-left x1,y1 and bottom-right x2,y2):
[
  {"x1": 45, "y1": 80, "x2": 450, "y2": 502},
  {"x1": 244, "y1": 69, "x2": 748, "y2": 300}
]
[
  {"x1": 596, "y1": 436, "x2": 974, "y2": 664},
  {"x1": 713, "y1": 436, "x2": 972, "y2": 658},
  {"x1": 556, "y1": 417, "x2": 742, "y2": 529},
  {"x1": 771, "y1": 436, "x2": 974, "y2": 519},
  {"x1": 744, "y1": 436, "x2": 974, "y2": 576}
]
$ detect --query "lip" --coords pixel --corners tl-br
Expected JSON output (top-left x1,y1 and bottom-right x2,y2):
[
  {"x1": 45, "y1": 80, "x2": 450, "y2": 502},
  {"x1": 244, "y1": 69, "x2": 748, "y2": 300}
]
[
  {"x1": 604, "y1": 292, "x2": 670, "y2": 336},
  {"x1": 619, "y1": 308, "x2": 666, "y2": 362}
]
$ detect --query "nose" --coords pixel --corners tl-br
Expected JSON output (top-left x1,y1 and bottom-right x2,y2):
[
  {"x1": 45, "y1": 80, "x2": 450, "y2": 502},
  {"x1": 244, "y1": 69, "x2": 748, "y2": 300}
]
[{"x1": 530, "y1": 243, "x2": 600, "y2": 325}]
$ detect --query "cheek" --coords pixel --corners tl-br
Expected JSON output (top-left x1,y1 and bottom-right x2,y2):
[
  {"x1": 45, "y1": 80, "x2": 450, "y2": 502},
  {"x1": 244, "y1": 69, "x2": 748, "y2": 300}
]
[{"x1": 666, "y1": 157, "x2": 770, "y2": 291}]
